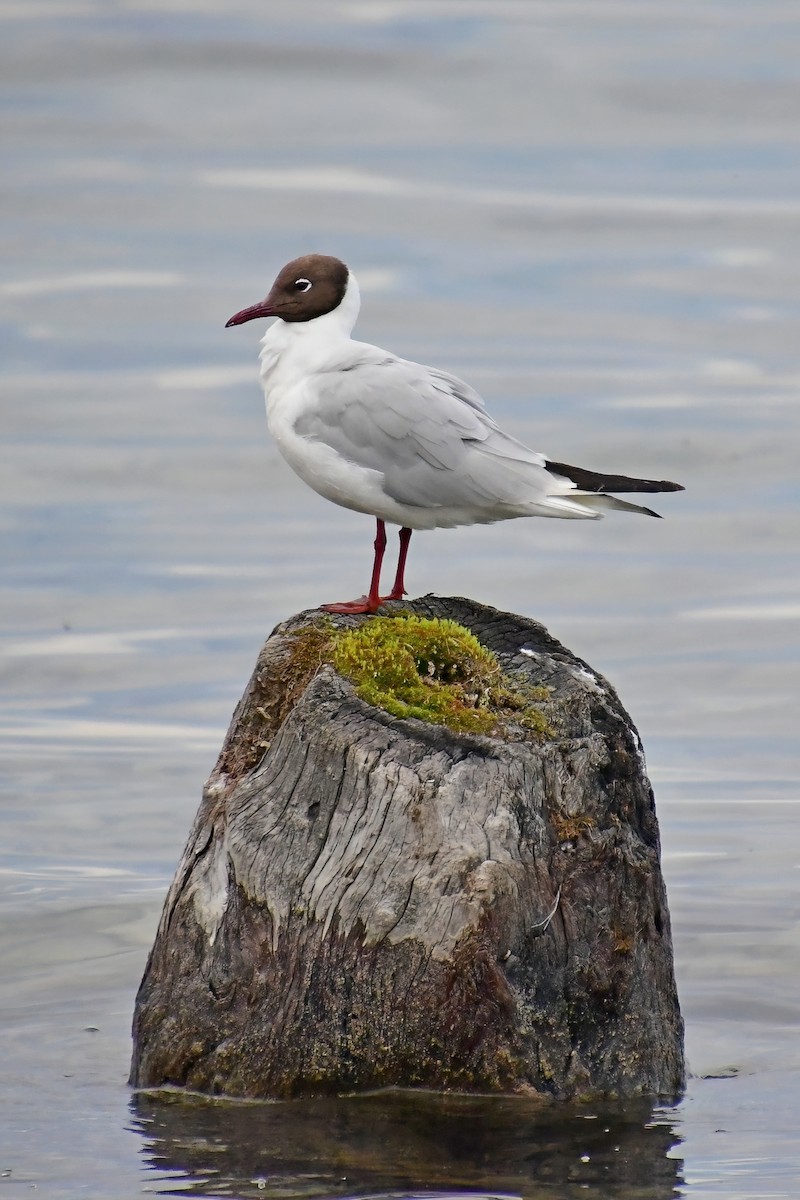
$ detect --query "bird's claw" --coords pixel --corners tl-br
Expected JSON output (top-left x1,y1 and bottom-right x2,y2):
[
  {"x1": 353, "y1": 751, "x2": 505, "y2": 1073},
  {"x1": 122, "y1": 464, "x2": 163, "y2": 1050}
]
[
  {"x1": 321, "y1": 592, "x2": 404, "y2": 615},
  {"x1": 321, "y1": 595, "x2": 382, "y2": 615}
]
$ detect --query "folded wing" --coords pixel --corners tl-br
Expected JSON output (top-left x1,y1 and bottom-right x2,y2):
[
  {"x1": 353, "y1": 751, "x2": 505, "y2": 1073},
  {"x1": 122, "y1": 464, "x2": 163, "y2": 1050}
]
[{"x1": 295, "y1": 353, "x2": 683, "y2": 521}]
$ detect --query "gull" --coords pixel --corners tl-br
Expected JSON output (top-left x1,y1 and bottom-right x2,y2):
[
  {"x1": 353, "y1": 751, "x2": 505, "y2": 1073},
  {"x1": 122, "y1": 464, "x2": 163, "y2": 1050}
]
[{"x1": 226, "y1": 254, "x2": 683, "y2": 614}]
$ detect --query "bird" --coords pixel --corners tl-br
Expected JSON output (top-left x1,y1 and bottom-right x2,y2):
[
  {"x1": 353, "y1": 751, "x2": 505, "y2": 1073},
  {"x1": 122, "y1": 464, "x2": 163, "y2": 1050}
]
[{"x1": 226, "y1": 254, "x2": 683, "y2": 614}]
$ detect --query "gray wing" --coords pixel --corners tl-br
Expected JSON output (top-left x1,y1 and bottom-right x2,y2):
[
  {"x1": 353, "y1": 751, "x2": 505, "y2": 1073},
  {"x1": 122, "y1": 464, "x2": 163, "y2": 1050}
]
[{"x1": 295, "y1": 354, "x2": 553, "y2": 511}]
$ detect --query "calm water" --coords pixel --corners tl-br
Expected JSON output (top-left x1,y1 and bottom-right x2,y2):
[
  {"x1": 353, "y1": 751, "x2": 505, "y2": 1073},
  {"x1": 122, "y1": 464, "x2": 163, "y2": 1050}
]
[{"x1": 1, "y1": 2, "x2": 800, "y2": 1196}]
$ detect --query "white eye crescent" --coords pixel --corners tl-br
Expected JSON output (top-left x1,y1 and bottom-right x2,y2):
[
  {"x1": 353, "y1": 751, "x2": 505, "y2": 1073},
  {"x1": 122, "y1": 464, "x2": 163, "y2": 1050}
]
[{"x1": 294, "y1": 278, "x2": 312, "y2": 292}]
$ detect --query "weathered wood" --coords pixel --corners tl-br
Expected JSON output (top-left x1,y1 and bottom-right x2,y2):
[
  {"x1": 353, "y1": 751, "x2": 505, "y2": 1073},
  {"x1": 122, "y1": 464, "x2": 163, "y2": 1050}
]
[{"x1": 130, "y1": 596, "x2": 684, "y2": 1100}]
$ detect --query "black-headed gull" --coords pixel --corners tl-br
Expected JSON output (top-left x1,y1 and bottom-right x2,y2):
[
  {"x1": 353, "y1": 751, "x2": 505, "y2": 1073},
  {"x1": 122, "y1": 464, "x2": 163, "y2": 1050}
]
[{"x1": 226, "y1": 254, "x2": 683, "y2": 614}]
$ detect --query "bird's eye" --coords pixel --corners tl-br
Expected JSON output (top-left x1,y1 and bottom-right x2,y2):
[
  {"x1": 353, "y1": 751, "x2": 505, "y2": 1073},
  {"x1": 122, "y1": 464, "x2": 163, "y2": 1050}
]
[{"x1": 294, "y1": 278, "x2": 312, "y2": 292}]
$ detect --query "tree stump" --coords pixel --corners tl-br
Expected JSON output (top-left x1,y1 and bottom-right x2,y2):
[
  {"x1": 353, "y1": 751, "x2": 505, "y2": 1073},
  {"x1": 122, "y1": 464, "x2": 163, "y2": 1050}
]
[{"x1": 130, "y1": 596, "x2": 684, "y2": 1100}]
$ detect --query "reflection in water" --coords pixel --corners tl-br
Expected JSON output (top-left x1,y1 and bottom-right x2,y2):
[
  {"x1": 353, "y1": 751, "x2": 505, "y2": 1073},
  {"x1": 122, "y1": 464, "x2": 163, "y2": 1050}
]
[{"x1": 131, "y1": 1088, "x2": 682, "y2": 1199}]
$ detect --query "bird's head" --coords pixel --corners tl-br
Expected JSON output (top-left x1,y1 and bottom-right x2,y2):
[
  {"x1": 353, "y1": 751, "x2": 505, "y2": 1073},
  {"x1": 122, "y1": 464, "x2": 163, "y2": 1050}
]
[{"x1": 225, "y1": 254, "x2": 350, "y2": 327}]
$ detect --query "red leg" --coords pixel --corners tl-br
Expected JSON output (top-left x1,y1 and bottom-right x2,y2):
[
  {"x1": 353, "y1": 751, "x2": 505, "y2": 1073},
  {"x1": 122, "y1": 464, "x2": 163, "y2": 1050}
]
[
  {"x1": 322, "y1": 519, "x2": 388, "y2": 614},
  {"x1": 365, "y1": 518, "x2": 387, "y2": 609},
  {"x1": 386, "y1": 527, "x2": 412, "y2": 600}
]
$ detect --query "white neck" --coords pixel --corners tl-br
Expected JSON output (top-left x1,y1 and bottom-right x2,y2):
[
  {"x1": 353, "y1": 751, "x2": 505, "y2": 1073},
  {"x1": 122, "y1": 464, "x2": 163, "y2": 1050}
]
[{"x1": 258, "y1": 270, "x2": 362, "y2": 397}]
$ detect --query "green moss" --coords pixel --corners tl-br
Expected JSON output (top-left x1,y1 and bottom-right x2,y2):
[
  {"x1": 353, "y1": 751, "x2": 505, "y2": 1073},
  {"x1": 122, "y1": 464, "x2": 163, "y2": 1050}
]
[
  {"x1": 331, "y1": 615, "x2": 502, "y2": 734},
  {"x1": 283, "y1": 613, "x2": 552, "y2": 739}
]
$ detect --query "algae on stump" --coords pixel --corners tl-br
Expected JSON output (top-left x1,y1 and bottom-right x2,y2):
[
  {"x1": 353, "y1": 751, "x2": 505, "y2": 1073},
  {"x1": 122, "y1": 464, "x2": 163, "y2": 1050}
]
[{"x1": 130, "y1": 595, "x2": 684, "y2": 1101}]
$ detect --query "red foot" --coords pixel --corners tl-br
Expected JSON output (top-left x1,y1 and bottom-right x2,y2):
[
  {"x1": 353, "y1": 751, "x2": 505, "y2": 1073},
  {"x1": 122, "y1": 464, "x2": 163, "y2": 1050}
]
[
  {"x1": 322, "y1": 595, "x2": 379, "y2": 615},
  {"x1": 321, "y1": 593, "x2": 402, "y2": 615}
]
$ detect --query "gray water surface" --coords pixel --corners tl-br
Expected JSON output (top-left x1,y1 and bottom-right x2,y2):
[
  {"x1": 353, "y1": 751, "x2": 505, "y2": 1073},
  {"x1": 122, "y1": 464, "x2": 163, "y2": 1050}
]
[{"x1": 1, "y1": 2, "x2": 799, "y2": 1197}]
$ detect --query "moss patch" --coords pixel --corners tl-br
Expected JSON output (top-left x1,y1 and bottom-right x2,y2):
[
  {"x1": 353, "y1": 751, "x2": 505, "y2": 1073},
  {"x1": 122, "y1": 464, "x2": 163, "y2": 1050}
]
[{"x1": 287, "y1": 614, "x2": 552, "y2": 739}]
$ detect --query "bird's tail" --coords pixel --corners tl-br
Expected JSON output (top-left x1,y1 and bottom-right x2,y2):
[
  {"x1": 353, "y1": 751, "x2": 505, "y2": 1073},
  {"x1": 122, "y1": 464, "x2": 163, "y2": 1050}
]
[
  {"x1": 545, "y1": 459, "x2": 685, "y2": 519},
  {"x1": 566, "y1": 492, "x2": 663, "y2": 518}
]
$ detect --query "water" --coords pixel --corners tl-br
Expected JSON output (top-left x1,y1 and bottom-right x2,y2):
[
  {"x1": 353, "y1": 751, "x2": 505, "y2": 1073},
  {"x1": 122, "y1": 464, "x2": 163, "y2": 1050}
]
[{"x1": 1, "y1": 1, "x2": 799, "y2": 1196}]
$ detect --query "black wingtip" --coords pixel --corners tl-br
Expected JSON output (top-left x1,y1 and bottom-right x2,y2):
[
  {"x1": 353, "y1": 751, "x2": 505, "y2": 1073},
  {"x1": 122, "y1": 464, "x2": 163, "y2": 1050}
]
[{"x1": 545, "y1": 460, "x2": 686, "y2": 496}]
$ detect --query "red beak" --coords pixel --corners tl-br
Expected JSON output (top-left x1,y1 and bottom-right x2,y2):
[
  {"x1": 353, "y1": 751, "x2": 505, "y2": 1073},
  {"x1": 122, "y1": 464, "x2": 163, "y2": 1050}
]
[{"x1": 225, "y1": 299, "x2": 276, "y2": 327}]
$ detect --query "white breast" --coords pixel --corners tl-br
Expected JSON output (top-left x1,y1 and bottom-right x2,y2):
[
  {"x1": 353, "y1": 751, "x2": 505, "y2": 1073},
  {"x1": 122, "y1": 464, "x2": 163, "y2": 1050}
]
[
  {"x1": 257, "y1": 303, "x2": 402, "y2": 522},
  {"x1": 267, "y1": 378, "x2": 392, "y2": 517}
]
